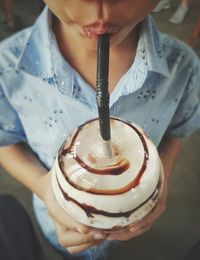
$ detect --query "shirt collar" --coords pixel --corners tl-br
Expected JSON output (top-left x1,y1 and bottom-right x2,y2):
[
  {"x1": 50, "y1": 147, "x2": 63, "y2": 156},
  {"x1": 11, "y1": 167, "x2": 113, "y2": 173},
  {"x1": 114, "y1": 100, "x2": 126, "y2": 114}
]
[
  {"x1": 110, "y1": 16, "x2": 170, "y2": 104},
  {"x1": 17, "y1": 7, "x2": 75, "y2": 96},
  {"x1": 138, "y1": 16, "x2": 170, "y2": 77},
  {"x1": 17, "y1": 7, "x2": 53, "y2": 79}
]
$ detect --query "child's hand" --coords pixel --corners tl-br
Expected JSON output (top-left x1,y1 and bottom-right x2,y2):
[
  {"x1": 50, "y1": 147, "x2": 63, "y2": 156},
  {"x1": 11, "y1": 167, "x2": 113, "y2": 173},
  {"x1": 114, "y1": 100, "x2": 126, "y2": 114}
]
[
  {"x1": 106, "y1": 180, "x2": 168, "y2": 241},
  {"x1": 54, "y1": 222, "x2": 103, "y2": 254},
  {"x1": 107, "y1": 135, "x2": 180, "y2": 241},
  {"x1": 40, "y1": 171, "x2": 106, "y2": 254}
]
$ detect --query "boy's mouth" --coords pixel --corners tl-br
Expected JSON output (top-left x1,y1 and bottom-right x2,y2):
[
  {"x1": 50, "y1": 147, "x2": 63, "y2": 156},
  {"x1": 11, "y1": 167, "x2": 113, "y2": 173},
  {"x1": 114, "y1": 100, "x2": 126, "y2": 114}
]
[{"x1": 83, "y1": 22, "x2": 120, "y2": 39}]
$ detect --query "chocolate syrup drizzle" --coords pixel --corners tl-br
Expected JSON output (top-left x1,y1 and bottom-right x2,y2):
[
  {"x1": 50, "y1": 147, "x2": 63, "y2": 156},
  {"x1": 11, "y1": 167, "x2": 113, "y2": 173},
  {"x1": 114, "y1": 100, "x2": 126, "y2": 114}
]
[
  {"x1": 58, "y1": 117, "x2": 149, "y2": 195},
  {"x1": 56, "y1": 174, "x2": 158, "y2": 219}
]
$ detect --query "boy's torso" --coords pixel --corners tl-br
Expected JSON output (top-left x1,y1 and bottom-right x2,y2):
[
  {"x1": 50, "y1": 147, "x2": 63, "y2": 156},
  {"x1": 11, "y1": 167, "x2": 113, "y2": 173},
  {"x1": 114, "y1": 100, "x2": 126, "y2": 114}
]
[{"x1": 0, "y1": 9, "x2": 199, "y2": 169}]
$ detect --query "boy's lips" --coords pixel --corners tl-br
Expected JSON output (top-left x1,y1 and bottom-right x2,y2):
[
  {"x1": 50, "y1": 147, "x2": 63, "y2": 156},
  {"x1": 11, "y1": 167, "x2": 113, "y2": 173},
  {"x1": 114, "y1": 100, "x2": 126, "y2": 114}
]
[{"x1": 83, "y1": 23, "x2": 120, "y2": 39}]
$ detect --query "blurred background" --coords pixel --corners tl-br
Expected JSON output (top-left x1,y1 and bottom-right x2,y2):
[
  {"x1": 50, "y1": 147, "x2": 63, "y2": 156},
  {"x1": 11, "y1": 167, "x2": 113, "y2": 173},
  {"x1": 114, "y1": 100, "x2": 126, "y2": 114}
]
[{"x1": 0, "y1": 0, "x2": 200, "y2": 259}]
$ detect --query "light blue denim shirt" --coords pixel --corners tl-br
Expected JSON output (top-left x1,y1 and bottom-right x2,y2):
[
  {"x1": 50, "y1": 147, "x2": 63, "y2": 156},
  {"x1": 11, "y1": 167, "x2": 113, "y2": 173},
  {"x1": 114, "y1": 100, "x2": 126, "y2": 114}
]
[{"x1": 0, "y1": 7, "x2": 200, "y2": 260}]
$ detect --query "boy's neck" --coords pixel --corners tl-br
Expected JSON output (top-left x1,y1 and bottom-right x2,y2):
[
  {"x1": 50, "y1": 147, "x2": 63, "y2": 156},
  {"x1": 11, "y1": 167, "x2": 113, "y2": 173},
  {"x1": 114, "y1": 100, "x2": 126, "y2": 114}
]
[{"x1": 53, "y1": 17, "x2": 139, "y2": 92}]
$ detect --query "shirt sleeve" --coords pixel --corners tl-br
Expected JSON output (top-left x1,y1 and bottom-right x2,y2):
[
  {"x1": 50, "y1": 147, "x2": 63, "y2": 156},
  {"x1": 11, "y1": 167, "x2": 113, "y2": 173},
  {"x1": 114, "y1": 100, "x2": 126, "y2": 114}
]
[
  {"x1": 0, "y1": 87, "x2": 27, "y2": 146},
  {"x1": 166, "y1": 57, "x2": 200, "y2": 137}
]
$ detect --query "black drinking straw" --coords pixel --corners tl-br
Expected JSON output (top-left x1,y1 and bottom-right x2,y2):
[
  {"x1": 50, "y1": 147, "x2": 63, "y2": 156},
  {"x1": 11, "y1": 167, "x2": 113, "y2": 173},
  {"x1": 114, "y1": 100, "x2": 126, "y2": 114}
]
[{"x1": 96, "y1": 33, "x2": 112, "y2": 157}]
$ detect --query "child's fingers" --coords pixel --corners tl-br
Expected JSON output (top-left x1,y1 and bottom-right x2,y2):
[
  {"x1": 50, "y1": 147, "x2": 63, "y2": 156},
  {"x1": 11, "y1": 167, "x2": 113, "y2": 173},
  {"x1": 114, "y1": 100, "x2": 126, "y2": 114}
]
[
  {"x1": 107, "y1": 187, "x2": 167, "y2": 241},
  {"x1": 107, "y1": 223, "x2": 152, "y2": 241},
  {"x1": 49, "y1": 198, "x2": 89, "y2": 233},
  {"x1": 55, "y1": 223, "x2": 105, "y2": 247},
  {"x1": 67, "y1": 241, "x2": 102, "y2": 255}
]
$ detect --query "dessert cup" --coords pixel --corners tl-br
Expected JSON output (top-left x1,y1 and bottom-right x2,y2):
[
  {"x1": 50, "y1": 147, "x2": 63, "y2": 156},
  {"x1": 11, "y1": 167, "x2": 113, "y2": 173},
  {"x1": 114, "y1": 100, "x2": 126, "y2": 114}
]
[{"x1": 52, "y1": 117, "x2": 164, "y2": 232}]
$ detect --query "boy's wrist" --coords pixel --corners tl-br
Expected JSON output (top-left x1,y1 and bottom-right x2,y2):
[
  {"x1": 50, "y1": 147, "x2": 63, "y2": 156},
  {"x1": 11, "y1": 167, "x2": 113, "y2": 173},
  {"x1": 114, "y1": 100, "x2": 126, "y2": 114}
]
[
  {"x1": 32, "y1": 169, "x2": 50, "y2": 200},
  {"x1": 158, "y1": 136, "x2": 181, "y2": 180}
]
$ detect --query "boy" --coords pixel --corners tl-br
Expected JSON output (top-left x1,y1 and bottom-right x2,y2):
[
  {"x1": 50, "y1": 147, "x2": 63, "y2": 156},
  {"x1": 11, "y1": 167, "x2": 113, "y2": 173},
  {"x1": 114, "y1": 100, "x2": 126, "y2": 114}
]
[{"x1": 0, "y1": 0, "x2": 200, "y2": 259}]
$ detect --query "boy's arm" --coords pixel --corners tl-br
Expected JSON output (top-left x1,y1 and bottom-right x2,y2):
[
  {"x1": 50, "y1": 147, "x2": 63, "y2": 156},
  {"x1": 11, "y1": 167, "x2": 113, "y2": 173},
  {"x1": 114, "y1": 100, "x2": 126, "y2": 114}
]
[
  {"x1": 0, "y1": 143, "x2": 47, "y2": 199},
  {"x1": 0, "y1": 143, "x2": 105, "y2": 253},
  {"x1": 107, "y1": 136, "x2": 181, "y2": 240},
  {"x1": 158, "y1": 135, "x2": 181, "y2": 180}
]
